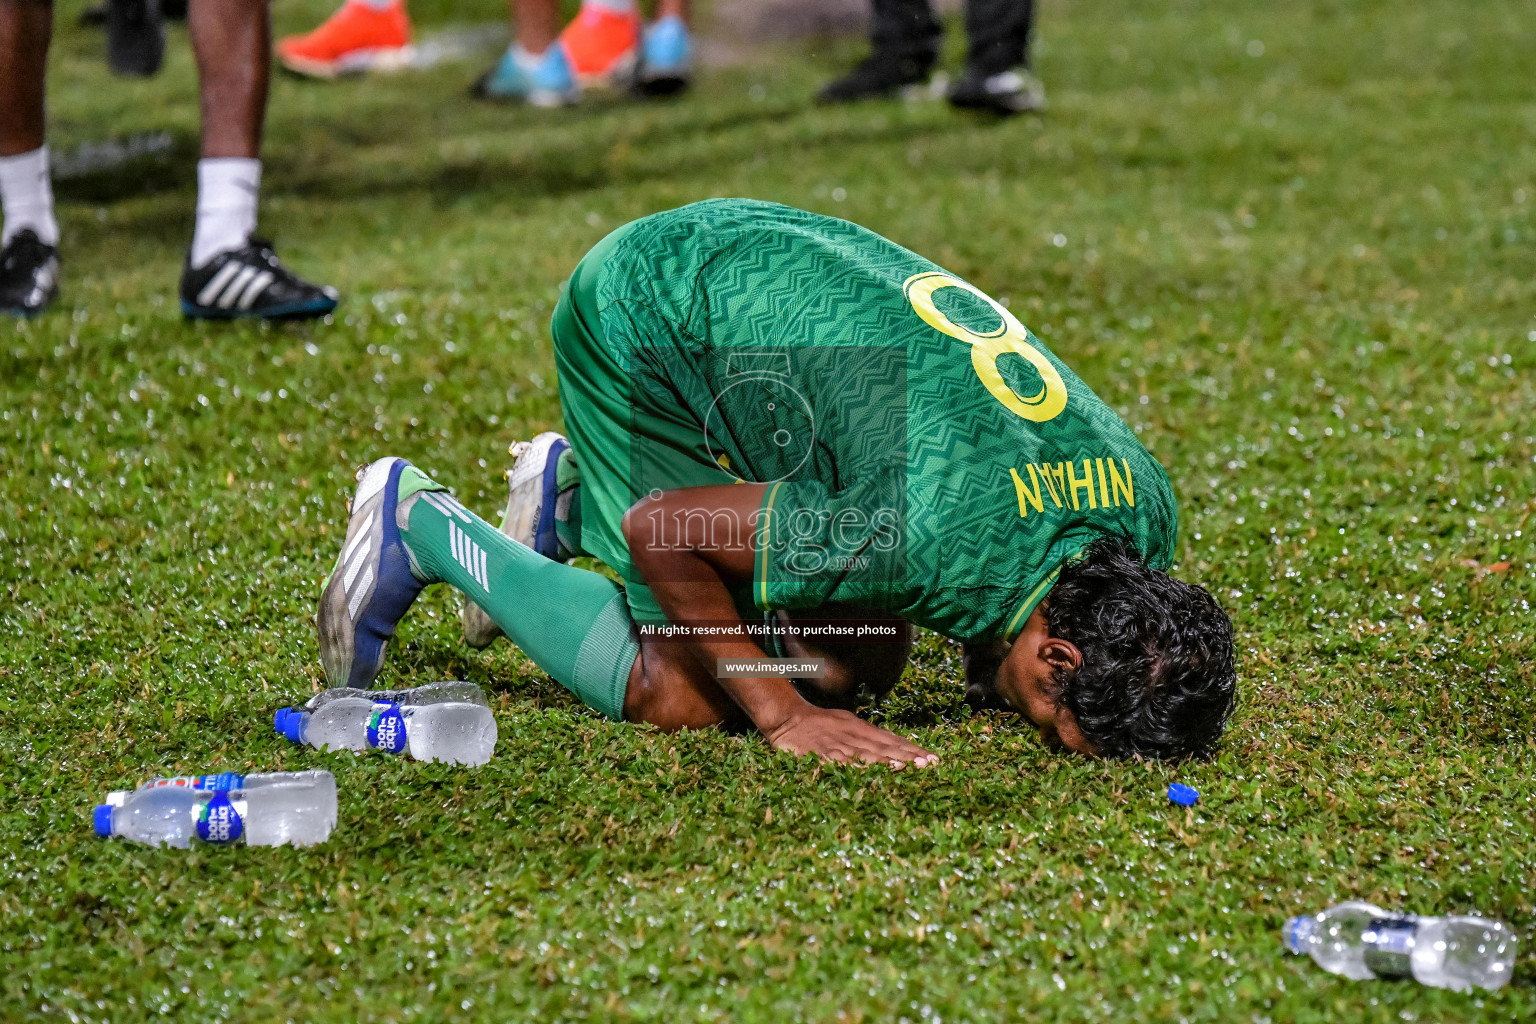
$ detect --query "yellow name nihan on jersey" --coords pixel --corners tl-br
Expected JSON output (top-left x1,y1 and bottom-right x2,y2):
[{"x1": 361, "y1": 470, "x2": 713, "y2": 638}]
[{"x1": 1008, "y1": 456, "x2": 1138, "y2": 518}]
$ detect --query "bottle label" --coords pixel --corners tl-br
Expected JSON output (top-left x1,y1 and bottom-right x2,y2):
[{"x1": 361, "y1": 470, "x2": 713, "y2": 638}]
[
  {"x1": 366, "y1": 703, "x2": 408, "y2": 753},
  {"x1": 1362, "y1": 918, "x2": 1417, "y2": 979},
  {"x1": 195, "y1": 773, "x2": 246, "y2": 791},
  {"x1": 145, "y1": 773, "x2": 246, "y2": 791},
  {"x1": 195, "y1": 793, "x2": 247, "y2": 845}
]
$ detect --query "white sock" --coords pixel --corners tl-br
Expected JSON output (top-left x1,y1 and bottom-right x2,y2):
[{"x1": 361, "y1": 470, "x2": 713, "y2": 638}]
[
  {"x1": 190, "y1": 158, "x2": 260, "y2": 269},
  {"x1": 0, "y1": 146, "x2": 60, "y2": 248},
  {"x1": 582, "y1": 0, "x2": 637, "y2": 13},
  {"x1": 348, "y1": 0, "x2": 397, "y2": 12}
]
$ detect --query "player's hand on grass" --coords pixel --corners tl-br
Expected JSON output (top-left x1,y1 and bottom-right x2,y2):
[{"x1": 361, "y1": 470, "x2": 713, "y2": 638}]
[{"x1": 764, "y1": 706, "x2": 937, "y2": 769}]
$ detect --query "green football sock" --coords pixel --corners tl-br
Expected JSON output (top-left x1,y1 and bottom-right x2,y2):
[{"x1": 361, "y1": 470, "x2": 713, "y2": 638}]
[{"x1": 398, "y1": 482, "x2": 637, "y2": 721}]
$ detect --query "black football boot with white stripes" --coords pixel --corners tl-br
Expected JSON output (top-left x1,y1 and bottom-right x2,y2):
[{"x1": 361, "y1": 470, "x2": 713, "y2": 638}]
[
  {"x1": 0, "y1": 230, "x2": 61, "y2": 317},
  {"x1": 180, "y1": 236, "x2": 338, "y2": 321}
]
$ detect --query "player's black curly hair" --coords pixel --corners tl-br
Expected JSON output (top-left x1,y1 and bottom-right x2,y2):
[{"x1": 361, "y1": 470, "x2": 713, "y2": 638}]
[{"x1": 1044, "y1": 538, "x2": 1236, "y2": 761}]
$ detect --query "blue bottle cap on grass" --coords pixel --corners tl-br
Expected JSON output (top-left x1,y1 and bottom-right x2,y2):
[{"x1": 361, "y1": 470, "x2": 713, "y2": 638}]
[
  {"x1": 93, "y1": 804, "x2": 114, "y2": 837},
  {"x1": 1168, "y1": 783, "x2": 1199, "y2": 806},
  {"x1": 282, "y1": 712, "x2": 306, "y2": 744},
  {"x1": 1282, "y1": 915, "x2": 1315, "y2": 954},
  {"x1": 274, "y1": 708, "x2": 290, "y2": 733}
]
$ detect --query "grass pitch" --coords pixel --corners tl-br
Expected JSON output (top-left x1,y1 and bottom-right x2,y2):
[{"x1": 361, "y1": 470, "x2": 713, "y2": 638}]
[{"x1": 3, "y1": 0, "x2": 1534, "y2": 1020}]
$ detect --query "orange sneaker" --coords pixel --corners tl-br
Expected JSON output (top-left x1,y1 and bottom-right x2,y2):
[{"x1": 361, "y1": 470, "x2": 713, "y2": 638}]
[
  {"x1": 557, "y1": 2, "x2": 640, "y2": 88},
  {"x1": 277, "y1": 0, "x2": 414, "y2": 79}
]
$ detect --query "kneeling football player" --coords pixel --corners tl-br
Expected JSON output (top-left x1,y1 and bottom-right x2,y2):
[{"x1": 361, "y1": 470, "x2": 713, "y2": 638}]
[{"x1": 317, "y1": 199, "x2": 1236, "y2": 767}]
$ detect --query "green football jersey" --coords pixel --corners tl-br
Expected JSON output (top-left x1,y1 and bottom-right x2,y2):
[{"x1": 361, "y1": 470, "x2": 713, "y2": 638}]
[{"x1": 581, "y1": 199, "x2": 1178, "y2": 642}]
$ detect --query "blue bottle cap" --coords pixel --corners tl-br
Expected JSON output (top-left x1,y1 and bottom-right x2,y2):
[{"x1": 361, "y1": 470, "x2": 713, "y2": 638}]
[
  {"x1": 1168, "y1": 782, "x2": 1199, "y2": 806},
  {"x1": 274, "y1": 708, "x2": 290, "y2": 732},
  {"x1": 1282, "y1": 915, "x2": 1315, "y2": 954},
  {"x1": 282, "y1": 711, "x2": 306, "y2": 744},
  {"x1": 93, "y1": 804, "x2": 114, "y2": 837}
]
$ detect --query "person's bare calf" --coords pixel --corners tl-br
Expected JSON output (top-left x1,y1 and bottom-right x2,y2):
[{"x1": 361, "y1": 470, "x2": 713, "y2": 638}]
[
  {"x1": 188, "y1": 0, "x2": 271, "y2": 159},
  {"x1": 621, "y1": 636, "x2": 747, "y2": 732},
  {"x1": 0, "y1": 0, "x2": 52, "y2": 156}
]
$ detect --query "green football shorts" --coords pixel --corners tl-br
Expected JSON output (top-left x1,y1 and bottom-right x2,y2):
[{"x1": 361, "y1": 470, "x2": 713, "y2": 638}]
[{"x1": 551, "y1": 225, "x2": 759, "y2": 626}]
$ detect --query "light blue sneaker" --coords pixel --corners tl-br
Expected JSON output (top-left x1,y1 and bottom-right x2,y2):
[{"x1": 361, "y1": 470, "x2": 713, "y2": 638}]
[
  {"x1": 472, "y1": 43, "x2": 579, "y2": 106},
  {"x1": 637, "y1": 14, "x2": 692, "y2": 95}
]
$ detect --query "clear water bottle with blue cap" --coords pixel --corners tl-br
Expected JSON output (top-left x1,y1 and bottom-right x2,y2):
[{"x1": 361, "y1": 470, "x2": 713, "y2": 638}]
[
  {"x1": 276, "y1": 689, "x2": 496, "y2": 766},
  {"x1": 93, "y1": 771, "x2": 335, "y2": 848},
  {"x1": 288, "y1": 680, "x2": 489, "y2": 715},
  {"x1": 272, "y1": 681, "x2": 491, "y2": 742},
  {"x1": 104, "y1": 770, "x2": 337, "y2": 827},
  {"x1": 1283, "y1": 901, "x2": 1517, "y2": 991},
  {"x1": 276, "y1": 696, "x2": 378, "y2": 752}
]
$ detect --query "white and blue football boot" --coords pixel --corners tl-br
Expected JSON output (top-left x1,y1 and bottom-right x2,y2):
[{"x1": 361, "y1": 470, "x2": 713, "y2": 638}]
[
  {"x1": 461, "y1": 432, "x2": 570, "y2": 649},
  {"x1": 317, "y1": 457, "x2": 442, "y2": 688}
]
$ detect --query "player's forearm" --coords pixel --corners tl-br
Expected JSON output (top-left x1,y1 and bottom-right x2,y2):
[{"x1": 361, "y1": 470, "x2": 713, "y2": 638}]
[
  {"x1": 622, "y1": 485, "x2": 808, "y2": 732},
  {"x1": 638, "y1": 568, "x2": 809, "y2": 733},
  {"x1": 694, "y1": 641, "x2": 808, "y2": 734}
]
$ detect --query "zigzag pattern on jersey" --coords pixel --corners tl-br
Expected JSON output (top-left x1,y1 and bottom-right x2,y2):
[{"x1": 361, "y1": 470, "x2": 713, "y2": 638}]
[
  {"x1": 905, "y1": 382, "x2": 1177, "y2": 575},
  {"x1": 589, "y1": 199, "x2": 1180, "y2": 639},
  {"x1": 606, "y1": 205, "x2": 922, "y2": 478},
  {"x1": 599, "y1": 200, "x2": 920, "y2": 344}
]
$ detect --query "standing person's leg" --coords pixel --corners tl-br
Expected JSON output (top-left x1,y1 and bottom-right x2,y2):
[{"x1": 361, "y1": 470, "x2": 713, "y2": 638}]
[
  {"x1": 556, "y1": 0, "x2": 640, "y2": 90},
  {"x1": 0, "y1": 0, "x2": 50, "y2": 159},
  {"x1": 190, "y1": 0, "x2": 269, "y2": 163},
  {"x1": 473, "y1": 0, "x2": 579, "y2": 105},
  {"x1": 180, "y1": 0, "x2": 339, "y2": 320},
  {"x1": 817, "y1": 0, "x2": 942, "y2": 105},
  {"x1": 0, "y1": 0, "x2": 62, "y2": 316},
  {"x1": 514, "y1": 0, "x2": 558, "y2": 51},
  {"x1": 963, "y1": 0, "x2": 1032, "y2": 75},
  {"x1": 949, "y1": 0, "x2": 1045, "y2": 114},
  {"x1": 870, "y1": 0, "x2": 941, "y2": 68}
]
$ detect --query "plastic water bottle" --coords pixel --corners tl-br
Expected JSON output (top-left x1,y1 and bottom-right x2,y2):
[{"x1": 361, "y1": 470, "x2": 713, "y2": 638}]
[
  {"x1": 1284, "y1": 902, "x2": 1518, "y2": 991},
  {"x1": 273, "y1": 681, "x2": 491, "y2": 740},
  {"x1": 277, "y1": 697, "x2": 497, "y2": 766},
  {"x1": 104, "y1": 771, "x2": 337, "y2": 827},
  {"x1": 290, "y1": 681, "x2": 489, "y2": 714},
  {"x1": 94, "y1": 773, "x2": 335, "y2": 848}
]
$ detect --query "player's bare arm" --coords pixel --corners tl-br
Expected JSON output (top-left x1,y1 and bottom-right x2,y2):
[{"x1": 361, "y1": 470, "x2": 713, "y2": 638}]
[{"x1": 622, "y1": 484, "x2": 938, "y2": 768}]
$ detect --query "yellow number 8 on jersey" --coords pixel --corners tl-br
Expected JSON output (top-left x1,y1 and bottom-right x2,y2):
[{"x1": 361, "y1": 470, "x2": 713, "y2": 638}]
[{"x1": 903, "y1": 271, "x2": 1067, "y2": 423}]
